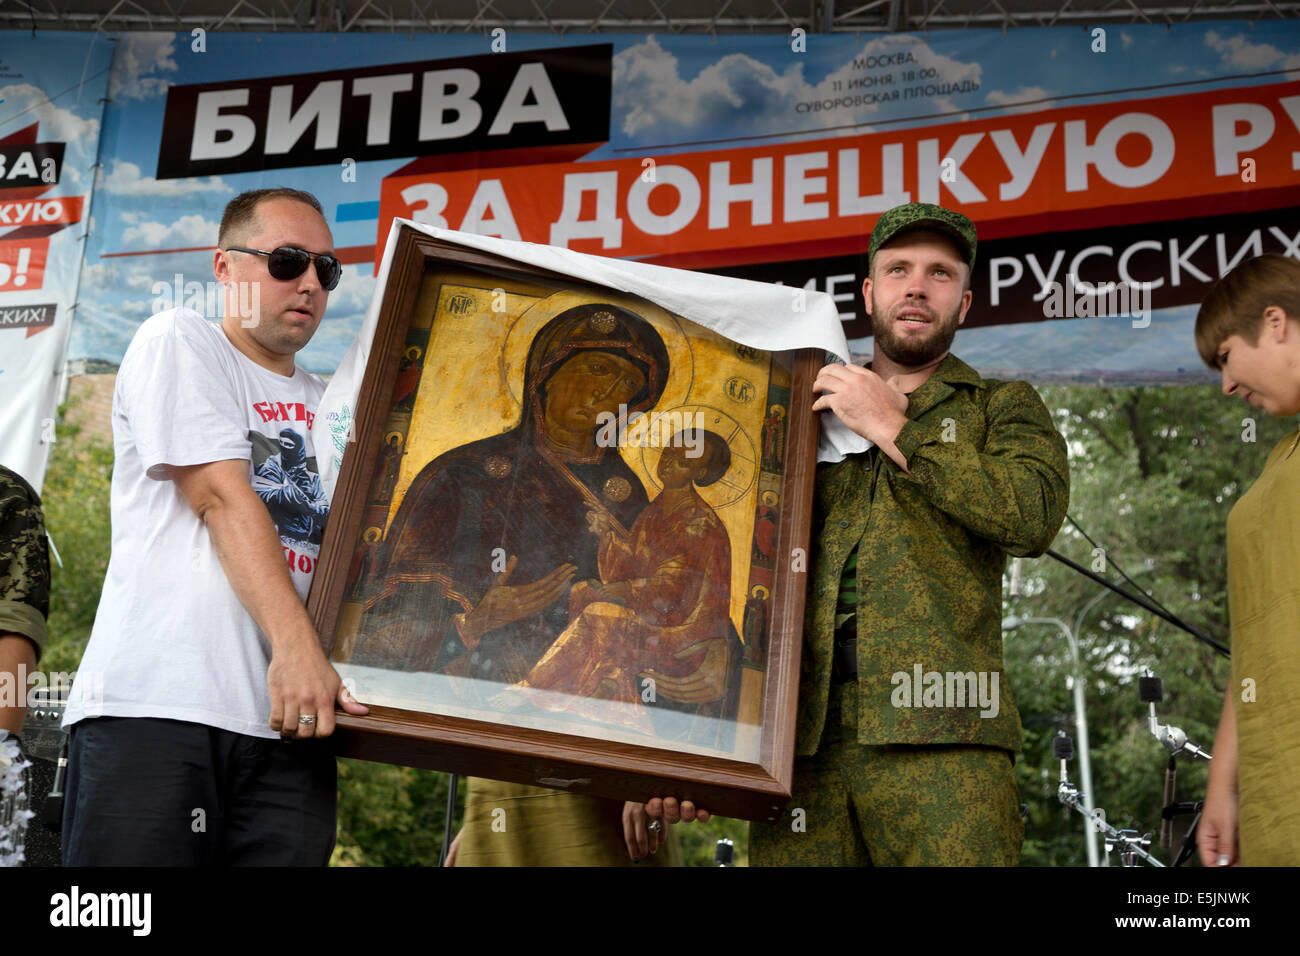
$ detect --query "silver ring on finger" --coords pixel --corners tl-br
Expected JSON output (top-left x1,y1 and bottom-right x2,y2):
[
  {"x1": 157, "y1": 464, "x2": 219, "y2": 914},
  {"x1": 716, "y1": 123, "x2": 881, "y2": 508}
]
[
  {"x1": 648, "y1": 819, "x2": 663, "y2": 836},
  {"x1": 298, "y1": 714, "x2": 317, "y2": 725}
]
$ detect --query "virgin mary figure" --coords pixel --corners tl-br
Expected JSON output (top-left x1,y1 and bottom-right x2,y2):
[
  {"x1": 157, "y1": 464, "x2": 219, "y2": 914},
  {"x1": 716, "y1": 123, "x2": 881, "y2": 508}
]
[{"x1": 349, "y1": 303, "x2": 671, "y2": 690}]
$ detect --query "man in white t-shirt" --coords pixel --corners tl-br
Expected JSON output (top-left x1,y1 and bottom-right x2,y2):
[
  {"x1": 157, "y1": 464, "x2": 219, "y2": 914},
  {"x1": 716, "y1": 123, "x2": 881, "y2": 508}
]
[{"x1": 62, "y1": 188, "x2": 367, "y2": 865}]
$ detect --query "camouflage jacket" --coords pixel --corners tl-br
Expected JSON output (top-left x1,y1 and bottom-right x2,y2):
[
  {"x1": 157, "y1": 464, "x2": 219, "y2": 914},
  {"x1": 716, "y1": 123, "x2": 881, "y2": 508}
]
[
  {"x1": 0, "y1": 466, "x2": 51, "y2": 659},
  {"x1": 798, "y1": 354, "x2": 1069, "y2": 755}
]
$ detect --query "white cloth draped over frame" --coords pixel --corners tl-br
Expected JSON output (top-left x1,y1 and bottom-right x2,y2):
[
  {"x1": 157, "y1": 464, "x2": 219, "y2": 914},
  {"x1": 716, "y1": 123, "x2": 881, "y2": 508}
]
[{"x1": 314, "y1": 220, "x2": 871, "y2": 500}]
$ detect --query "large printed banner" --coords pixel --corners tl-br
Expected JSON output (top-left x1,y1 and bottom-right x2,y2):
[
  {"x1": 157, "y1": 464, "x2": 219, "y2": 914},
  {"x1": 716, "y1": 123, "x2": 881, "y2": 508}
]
[
  {"x1": 0, "y1": 33, "x2": 112, "y2": 490},
  {"x1": 56, "y1": 24, "x2": 1300, "y2": 387}
]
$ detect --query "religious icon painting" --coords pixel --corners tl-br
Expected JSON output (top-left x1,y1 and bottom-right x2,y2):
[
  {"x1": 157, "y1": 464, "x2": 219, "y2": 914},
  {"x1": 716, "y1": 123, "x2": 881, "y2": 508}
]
[{"x1": 308, "y1": 226, "x2": 819, "y2": 820}]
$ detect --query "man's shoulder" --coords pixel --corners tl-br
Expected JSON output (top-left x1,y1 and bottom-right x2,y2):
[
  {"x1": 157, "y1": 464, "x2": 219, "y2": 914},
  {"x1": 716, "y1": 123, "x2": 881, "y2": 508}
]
[
  {"x1": 0, "y1": 465, "x2": 40, "y2": 512},
  {"x1": 937, "y1": 352, "x2": 985, "y2": 384},
  {"x1": 299, "y1": 367, "x2": 327, "y2": 389},
  {"x1": 945, "y1": 354, "x2": 1046, "y2": 405},
  {"x1": 939, "y1": 353, "x2": 1019, "y2": 393},
  {"x1": 293, "y1": 367, "x2": 328, "y2": 401},
  {"x1": 0, "y1": 466, "x2": 49, "y2": 614},
  {"x1": 0, "y1": 468, "x2": 45, "y2": 568},
  {"x1": 123, "y1": 307, "x2": 227, "y2": 365},
  {"x1": 132, "y1": 306, "x2": 220, "y2": 341}
]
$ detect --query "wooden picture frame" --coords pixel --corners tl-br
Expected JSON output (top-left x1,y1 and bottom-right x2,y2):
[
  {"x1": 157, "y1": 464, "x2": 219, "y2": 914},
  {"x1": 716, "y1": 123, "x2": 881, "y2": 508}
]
[{"x1": 307, "y1": 223, "x2": 820, "y2": 821}]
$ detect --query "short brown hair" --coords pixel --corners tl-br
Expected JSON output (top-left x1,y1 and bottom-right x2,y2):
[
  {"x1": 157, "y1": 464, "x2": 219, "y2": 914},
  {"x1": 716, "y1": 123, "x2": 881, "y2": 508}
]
[
  {"x1": 1195, "y1": 253, "x2": 1300, "y2": 369},
  {"x1": 218, "y1": 188, "x2": 325, "y2": 248}
]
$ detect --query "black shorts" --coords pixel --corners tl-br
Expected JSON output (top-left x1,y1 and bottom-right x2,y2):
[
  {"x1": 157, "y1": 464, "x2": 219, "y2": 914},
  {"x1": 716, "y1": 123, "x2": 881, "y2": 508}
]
[{"x1": 62, "y1": 716, "x2": 337, "y2": 866}]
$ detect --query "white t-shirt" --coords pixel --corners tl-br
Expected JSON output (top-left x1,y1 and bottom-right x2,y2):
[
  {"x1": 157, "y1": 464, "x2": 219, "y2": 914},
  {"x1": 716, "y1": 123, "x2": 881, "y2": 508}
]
[{"x1": 64, "y1": 308, "x2": 329, "y2": 739}]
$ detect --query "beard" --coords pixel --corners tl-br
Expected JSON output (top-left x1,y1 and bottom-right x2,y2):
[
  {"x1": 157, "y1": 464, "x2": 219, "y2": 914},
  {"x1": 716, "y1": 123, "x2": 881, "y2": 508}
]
[{"x1": 869, "y1": 295, "x2": 961, "y2": 367}]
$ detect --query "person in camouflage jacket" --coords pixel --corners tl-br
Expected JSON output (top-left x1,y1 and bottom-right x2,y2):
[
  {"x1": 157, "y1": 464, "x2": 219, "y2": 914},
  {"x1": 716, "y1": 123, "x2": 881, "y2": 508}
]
[
  {"x1": 751, "y1": 203, "x2": 1069, "y2": 866},
  {"x1": 1, "y1": 464, "x2": 51, "y2": 739}
]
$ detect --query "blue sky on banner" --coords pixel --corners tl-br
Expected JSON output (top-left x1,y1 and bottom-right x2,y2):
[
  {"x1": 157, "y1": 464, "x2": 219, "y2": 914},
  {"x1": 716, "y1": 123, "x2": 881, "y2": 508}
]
[
  {"x1": 0, "y1": 33, "x2": 111, "y2": 189},
  {"x1": 70, "y1": 22, "x2": 1300, "y2": 376},
  {"x1": 0, "y1": 32, "x2": 115, "y2": 488}
]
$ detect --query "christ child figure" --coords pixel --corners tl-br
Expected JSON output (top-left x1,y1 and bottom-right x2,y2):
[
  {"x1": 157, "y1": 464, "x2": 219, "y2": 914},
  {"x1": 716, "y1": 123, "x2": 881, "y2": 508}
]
[{"x1": 511, "y1": 429, "x2": 734, "y2": 731}]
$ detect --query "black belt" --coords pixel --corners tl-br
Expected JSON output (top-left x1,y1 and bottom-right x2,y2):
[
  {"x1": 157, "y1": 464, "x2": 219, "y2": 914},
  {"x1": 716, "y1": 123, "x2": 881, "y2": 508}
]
[{"x1": 832, "y1": 616, "x2": 857, "y2": 684}]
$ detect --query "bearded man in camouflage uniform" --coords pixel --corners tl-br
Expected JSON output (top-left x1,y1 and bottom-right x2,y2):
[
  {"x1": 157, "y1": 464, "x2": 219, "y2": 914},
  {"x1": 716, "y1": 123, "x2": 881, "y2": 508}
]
[{"x1": 750, "y1": 203, "x2": 1069, "y2": 866}]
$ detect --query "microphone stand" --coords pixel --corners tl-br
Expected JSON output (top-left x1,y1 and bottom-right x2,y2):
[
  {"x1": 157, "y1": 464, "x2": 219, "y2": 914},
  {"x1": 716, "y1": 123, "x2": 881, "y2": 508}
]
[
  {"x1": 1025, "y1": 546, "x2": 1221, "y2": 866},
  {"x1": 439, "y1": 773, "x2": 458, "y2": 867},
  {"x1": 1054, "y1": 732, "x2": 1164, "y2": 867},
  {"x1": 714, "y1": 838, "x2": 734, "y2": 867},
  {"x1": 1141, "y1": 675, "x2": 1213, "y2": 763},
  {"x1": 1139, "y1": 674, "x2": 1212, "y2": 866}
]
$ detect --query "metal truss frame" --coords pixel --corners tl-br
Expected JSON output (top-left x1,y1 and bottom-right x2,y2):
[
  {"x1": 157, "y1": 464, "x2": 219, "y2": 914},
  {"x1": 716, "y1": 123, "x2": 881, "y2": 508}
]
[{"x1": 0, "y1": 0, "x2": 1295, "y2": 36}]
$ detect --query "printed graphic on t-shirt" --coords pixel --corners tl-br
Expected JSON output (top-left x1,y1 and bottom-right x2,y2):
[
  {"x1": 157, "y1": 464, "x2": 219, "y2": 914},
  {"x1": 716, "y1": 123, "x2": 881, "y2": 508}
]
[{"x1": 249, "y1": 429, "x2": 329, "y2": 570}]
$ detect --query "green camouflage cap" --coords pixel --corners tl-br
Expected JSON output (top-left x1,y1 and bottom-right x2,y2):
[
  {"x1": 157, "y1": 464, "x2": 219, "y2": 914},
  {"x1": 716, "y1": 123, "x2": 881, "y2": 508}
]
[{"x1": 868, "y1": 202, "x2": 977, "y2": 271}]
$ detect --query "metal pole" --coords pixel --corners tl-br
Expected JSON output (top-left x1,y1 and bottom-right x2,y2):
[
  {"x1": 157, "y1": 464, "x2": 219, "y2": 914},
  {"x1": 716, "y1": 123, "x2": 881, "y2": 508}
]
[{"x1": 1022, "y1": 616, "x2": 1099, "y2": 868}]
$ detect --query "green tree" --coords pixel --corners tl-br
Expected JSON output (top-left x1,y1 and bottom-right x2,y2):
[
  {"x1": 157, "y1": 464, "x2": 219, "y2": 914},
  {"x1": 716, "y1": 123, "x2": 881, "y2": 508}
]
[
  {"x1": 1006, "y1": 385, "x2": 1291, "y2": 866},
  {"x1": 333, "y1": 764, "x2": 463, "y2": 866},
  {"x1": 40, "y1": 402, "x2": 113, "y2": 677}
]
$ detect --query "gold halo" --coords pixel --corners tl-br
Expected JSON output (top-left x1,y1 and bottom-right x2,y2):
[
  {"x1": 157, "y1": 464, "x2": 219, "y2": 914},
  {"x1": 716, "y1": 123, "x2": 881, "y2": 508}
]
[
  {"x1": 404, "y1": 345, "x2": 423, "y2": 361},
  {"x1": 499, "y1": 289, "x2": 693, "y2": 413},
  {"x1": 761, "y1": 490, "x2": 779, "y2": 506},
  {"x1": 362, "y1": 526, "x2": 383, "y2": 544},
  {"x1": 640, "y1": 405, "x2": 757, "y2": 509},
  {"x1": 384, "y1": 430, "x2": 404, "y2": 447},
  {"x1": 751, "y1": 585, "x2": 770, "y2": 600},
  {"x1": 769, "y1": 405, "x2": 786, "y2": 418}
]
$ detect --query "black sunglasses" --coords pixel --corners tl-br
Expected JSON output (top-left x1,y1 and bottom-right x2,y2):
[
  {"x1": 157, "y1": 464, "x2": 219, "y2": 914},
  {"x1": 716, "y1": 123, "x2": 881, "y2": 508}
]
[{"x1": 225, "y1": 246, "x2": 342, "y2": 292}]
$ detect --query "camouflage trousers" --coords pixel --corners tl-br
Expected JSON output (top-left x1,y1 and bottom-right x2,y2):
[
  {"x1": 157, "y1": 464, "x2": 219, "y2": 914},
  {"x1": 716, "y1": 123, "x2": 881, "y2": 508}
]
[{"x1": 750, "y1": 682, "x2": 1023, "y2": 866}]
